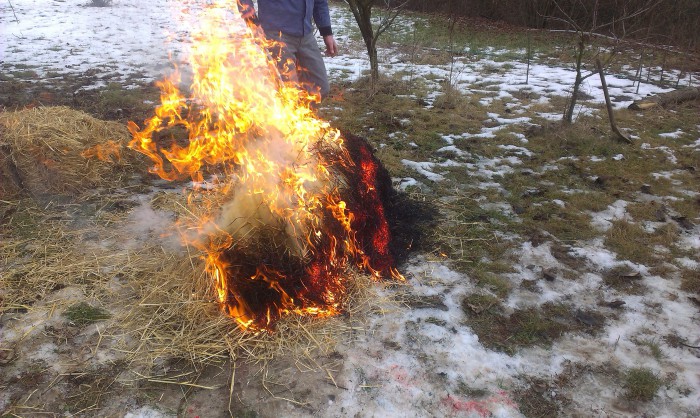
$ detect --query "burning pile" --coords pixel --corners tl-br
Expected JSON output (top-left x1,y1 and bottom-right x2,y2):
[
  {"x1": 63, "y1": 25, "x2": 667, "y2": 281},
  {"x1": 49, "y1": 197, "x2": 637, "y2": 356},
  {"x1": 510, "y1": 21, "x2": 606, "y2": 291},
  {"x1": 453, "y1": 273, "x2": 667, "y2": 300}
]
[{"x1": 129, "y1": 1, "x2": 402, "y2": 331}]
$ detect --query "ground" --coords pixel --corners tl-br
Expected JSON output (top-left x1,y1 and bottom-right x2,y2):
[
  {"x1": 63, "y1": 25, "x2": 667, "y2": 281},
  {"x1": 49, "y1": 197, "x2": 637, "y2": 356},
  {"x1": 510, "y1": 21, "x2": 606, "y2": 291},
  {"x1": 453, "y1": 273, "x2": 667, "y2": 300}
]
[{"x1": 1, "y1": 1, "x2": 700, "y2": 417}]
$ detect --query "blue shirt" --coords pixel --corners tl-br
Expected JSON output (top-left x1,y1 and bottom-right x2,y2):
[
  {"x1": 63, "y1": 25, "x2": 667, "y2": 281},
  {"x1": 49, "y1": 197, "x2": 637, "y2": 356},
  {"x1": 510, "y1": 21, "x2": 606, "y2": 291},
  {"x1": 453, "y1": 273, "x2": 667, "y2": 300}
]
[{"x1": 239, "y1": 0, "x2": 333, "y2": 38}]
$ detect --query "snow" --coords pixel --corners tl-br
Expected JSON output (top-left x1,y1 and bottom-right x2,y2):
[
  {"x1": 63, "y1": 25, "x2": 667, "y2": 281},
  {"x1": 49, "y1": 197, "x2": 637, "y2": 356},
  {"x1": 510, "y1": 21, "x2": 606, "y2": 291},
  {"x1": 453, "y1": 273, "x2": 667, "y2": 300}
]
[
  {"x1": 590, "y1": 200, "x2": 631, "y2": 232},
  {"x1": 0, "y1": 0, "x2": 199, "y2": 88},
  {"x1": 659, "y1": 129, "x2": 685, "y2": 139},
  {"x1": 124, "y1": 407, "x2": 169, "y2": 418}
]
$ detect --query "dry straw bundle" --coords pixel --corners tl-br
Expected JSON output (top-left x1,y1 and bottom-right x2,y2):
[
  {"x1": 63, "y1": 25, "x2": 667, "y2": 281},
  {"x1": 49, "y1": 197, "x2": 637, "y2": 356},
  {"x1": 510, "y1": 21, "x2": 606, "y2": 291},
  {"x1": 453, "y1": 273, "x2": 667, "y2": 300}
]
[
  {"x1": 1, "y1": 189, "x2": 384, "y2": 387},
  {"x1": 107, "y1": 250, "x2": 368, "y2": 369},
  {"x1": 0, "y1": 106, "x2": 141, "y2": 197},
  {"x1": 105, "y1": 212, "x2": 383, "y2": 372}
]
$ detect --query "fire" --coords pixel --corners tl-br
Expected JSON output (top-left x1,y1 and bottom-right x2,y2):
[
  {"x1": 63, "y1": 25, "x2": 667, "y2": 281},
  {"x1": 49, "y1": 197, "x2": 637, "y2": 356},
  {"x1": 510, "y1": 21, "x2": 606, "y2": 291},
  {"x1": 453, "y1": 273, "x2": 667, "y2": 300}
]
[{"x1": 128, "y1": 1, "x2": 402, "y2": 331}]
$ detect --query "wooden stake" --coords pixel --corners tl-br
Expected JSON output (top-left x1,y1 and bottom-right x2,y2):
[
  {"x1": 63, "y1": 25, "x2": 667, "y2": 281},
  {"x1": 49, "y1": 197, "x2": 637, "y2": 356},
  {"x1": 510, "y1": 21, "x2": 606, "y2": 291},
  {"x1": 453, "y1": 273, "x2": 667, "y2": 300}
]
[{"x1": 595, "y1": 58, "x2": 632, "y2": 144}]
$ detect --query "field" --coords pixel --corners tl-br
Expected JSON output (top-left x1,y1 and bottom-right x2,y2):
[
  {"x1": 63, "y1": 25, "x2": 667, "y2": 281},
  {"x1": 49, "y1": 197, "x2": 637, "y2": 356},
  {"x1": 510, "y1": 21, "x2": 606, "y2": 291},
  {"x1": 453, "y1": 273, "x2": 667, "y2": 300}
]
[{"x1": 1, "y1": 1, "x2": 699, "y2": 417}]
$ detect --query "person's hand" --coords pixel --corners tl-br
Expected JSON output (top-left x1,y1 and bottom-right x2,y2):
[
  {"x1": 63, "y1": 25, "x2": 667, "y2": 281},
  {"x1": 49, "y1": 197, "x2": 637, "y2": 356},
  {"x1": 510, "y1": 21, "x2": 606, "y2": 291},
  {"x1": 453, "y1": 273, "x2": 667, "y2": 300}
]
[{"x1": 323, "y1": 35, "x2": 338, "y2": 57}]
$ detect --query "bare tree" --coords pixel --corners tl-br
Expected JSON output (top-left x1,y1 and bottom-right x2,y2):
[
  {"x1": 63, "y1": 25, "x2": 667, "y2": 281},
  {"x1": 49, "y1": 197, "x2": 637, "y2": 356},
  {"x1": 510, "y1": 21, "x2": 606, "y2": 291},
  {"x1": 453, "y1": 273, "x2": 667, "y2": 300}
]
[
  {"x1": 345, "y1": 0, "x2": 406, "y2": 85},
  {"x1": 546, "y1": 0, "x2": 661, "y2": 123}
]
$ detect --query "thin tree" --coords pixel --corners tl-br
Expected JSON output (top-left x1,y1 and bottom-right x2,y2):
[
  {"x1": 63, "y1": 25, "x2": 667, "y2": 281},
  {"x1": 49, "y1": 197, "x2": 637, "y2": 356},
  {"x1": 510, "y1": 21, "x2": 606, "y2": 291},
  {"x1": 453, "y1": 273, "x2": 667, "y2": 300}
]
[
  {"x1": 345, "y1": 0, "x2": 406, "y2": 86},
  {"x1": 546, "y1": 0, "x2": 661, "y2": 123}
]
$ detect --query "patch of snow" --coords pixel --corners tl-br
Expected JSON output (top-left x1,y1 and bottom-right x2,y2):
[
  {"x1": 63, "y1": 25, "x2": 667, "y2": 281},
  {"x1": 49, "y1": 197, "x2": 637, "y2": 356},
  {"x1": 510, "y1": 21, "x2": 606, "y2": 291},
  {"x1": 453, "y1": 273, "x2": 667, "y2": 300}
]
[
  {"x1": 437, "y1": 145, "x2": 469, "y2": 157},
  {"x1": 124, "y1": 406, "x2": 170, "y2": 418},
  {"x1": 401, "y1": 160, "x2": 444, "y2": 181},
  {"x1": 537, "y1": 112, "x2": 563, "y2": 121},
  {"x1": 498, "y1": 144, "x2": 533, "y2": 157},
  {"x1": 590, "y1": 200, "x2": 630, "y2": 232},
  {"x1": 659, "y1": 129, "x2": 685, "y2": 139},
  {"x1": 393, "y1": 177, "x2": 420, "y2": 191}
]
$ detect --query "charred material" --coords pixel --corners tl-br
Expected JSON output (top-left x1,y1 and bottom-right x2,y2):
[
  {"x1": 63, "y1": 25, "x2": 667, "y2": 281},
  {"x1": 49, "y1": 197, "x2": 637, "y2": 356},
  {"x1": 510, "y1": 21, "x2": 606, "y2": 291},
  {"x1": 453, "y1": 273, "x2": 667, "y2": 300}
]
[{"x1": 215, "y1": 132, "x2": 431, "y2": 330}]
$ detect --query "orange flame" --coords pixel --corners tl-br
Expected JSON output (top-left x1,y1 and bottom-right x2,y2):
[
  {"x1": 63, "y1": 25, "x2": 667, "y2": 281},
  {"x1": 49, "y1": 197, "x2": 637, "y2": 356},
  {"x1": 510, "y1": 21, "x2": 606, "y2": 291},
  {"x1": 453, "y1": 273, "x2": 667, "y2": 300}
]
[
  {"x1": 81, "y1": 140, "x2": 123, "y2": 163},
  {"x1": 128, "y1": 1, "x2": 402, "y2": 331}
]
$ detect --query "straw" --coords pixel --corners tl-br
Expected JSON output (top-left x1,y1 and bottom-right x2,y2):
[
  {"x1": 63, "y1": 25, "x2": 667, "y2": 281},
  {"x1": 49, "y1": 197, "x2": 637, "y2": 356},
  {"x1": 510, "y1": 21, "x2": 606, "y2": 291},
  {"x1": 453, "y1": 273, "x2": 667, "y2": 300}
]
[{"x1": 0, "y1": 106, "x2": 145, "y2": 197}]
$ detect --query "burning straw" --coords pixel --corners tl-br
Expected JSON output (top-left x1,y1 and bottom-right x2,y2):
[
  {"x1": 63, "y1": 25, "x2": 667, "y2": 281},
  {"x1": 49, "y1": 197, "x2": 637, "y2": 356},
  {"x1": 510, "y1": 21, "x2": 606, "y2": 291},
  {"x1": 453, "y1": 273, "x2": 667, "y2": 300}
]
[{"x1": 128, "y1": 0, "x2": 403, "y2": 332}]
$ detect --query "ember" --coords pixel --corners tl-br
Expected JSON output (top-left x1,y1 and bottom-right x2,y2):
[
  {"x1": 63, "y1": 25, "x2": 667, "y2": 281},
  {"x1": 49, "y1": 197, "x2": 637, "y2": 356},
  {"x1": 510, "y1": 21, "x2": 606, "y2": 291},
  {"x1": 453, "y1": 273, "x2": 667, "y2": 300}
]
[{"x1": 128, "y1": 1, "x2": 402, "y2": 331}]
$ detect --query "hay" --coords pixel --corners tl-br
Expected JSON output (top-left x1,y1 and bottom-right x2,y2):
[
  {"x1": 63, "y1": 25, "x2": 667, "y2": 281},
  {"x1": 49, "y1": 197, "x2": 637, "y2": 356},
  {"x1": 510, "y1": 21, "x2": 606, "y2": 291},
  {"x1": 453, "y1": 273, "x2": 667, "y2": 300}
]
[
  {"x1": 0, "y1": 119, "x2": 395, "y2": 403},
  {"x1": 0, "y1": 106, "x2": 142, "y2": 197},
  {"x1": 106, "y1": 242, "x2": 384, "y2": 371},
  {"x1": 0, "y1": 203, "x2": 123, "y2": 314},
  {"x1": 0, "y1": 193, "x2": 388, "y2": 388}
]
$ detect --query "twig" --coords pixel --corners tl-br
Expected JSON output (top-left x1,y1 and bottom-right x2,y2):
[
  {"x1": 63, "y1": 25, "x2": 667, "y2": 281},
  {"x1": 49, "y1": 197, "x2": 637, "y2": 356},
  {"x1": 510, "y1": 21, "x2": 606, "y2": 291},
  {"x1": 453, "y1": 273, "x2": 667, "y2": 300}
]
[
  {"x1": 7, "y1": 0, "x2": 19, "y2": 23},
  {"x1": 678, "y1": 339, "x2": 700, "y2": 349},
  {"x1": 228, "y1": 360, "x2": 236, "y2": 417}
]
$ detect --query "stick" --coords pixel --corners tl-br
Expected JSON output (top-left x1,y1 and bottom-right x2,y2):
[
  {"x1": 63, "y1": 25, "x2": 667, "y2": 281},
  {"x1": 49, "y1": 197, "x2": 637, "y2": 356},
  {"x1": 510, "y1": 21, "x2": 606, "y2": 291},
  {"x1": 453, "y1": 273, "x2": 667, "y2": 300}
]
[
  {"x1": 7, "y1": 0, "x2": 19, "y2": 23},
  {"x1": 635, "y1": 48, "x2": 644, "y2": 94},
  {"x1": 595, "y1": 58, "x2": 632, "y2": 144},
  {"x1": 526, "y1": 31, "x2": 531, "y2": 85}
]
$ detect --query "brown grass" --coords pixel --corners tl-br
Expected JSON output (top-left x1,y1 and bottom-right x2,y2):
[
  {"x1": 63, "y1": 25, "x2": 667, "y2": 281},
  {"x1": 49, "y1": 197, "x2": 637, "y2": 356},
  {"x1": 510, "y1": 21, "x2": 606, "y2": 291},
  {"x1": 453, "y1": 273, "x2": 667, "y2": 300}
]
[
  {"x1": 461, "y1": 296, "x2": 605, "y2": 354},
  {"x1": 604, "y1": 220, "x2": 679, "y2": 266},
  {"x1": 680, "y1": 267, "x2": 700, "y2": 295}
]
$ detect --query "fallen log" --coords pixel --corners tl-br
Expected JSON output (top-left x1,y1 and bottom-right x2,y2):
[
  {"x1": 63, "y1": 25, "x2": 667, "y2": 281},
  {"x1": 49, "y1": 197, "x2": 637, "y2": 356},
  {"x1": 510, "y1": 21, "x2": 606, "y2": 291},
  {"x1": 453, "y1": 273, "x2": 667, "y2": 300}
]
[{"x1": 628, "y1": 87, "x2": 700, "y2": 110}]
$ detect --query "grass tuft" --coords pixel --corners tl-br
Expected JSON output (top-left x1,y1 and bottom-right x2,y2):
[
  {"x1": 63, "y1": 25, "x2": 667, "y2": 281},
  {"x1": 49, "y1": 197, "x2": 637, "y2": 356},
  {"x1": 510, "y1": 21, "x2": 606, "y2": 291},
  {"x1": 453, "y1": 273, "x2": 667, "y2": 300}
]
[
  {"x1": 680, "y1": 267, "x2": 700, "y2": 295},
  {"x1": 623, "y1": 367, "x2": 662, "y2": 401},
  {"x1": 64, "y1": 302, "x2": 111, "y2": 326},
  {"x1": 462, "y1": 299, "x2": 605, "y2": 354},
  {"x1": 602, "y1": 265, "x2": 646, "y2": 295},
  {"x1": 604, "y1": 220, "x2": 678, "y2": 265}
]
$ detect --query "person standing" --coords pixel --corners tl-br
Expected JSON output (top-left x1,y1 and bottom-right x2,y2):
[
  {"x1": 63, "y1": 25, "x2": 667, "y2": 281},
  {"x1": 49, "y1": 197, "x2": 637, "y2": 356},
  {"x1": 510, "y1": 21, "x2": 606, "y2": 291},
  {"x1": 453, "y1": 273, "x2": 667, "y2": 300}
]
[{"x1": 238, "y1": 0, "x2": 338, "y2": 100}]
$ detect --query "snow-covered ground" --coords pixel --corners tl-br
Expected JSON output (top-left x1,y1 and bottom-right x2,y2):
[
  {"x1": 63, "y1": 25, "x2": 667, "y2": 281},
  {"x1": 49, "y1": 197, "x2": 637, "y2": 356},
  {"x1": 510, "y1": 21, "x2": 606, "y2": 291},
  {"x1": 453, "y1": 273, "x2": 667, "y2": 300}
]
[{"x1": 1, "y1": 1, "x2": 699, "y2": 417}]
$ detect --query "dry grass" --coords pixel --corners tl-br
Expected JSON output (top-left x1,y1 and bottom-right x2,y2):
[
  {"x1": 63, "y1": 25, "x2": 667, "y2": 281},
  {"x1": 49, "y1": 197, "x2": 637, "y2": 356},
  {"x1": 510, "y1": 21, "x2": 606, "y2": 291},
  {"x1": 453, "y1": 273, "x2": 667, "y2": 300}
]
[
  {"x1": 680, "y1": 267, "x2": 700, "y2": 295},
  {"x1": 604, "y1": 220, "x2": 679, "y2": 266},
  {"x1": 0, "y1": 108, "x2": 392, "y2": 403},
  {"x1": 0, "y1": 195, "x2": 390, "y2": 416},
  {"x1": 1, "y1": 193, "x2": 389, "y2": 396},
  {"x1": 0, "y1": 106, "x2": 144, "y2": 197},
  {"x1": 461, "y1": 297, "x2": 605, "y2": 354},
  {"x1": 0, "y1": 205, "x2": 124, "y2": 312},
  {"x1": 107, "y1": 247, "x2": 383, "y2": 371}
]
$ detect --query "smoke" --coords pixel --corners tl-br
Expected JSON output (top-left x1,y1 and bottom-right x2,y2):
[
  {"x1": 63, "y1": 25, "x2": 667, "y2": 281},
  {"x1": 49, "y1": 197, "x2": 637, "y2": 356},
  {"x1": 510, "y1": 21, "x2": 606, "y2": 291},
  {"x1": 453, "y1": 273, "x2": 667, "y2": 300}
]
[
  {"x1": 124, "y1": 199, "x2": 183, "y2": 252},
  {"x1": 209, "y1": 129, "x2": 331, "y2": 260}
]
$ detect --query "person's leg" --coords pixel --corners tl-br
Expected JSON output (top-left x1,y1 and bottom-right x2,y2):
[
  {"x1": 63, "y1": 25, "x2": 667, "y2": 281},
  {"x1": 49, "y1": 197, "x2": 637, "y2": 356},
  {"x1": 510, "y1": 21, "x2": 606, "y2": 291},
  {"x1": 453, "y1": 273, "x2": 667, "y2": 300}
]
[
  {"x1": 264, "y1": 30, "x2": 300, "y2": 85},
  {"x1": 295, "y1": 33, "x2": 330, "y2": 99}
]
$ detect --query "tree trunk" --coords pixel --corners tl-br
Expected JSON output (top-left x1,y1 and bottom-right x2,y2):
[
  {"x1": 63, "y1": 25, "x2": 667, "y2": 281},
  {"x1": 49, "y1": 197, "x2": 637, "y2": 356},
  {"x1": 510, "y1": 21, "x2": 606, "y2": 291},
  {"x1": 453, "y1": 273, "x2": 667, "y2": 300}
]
[
  {"x1": 368, "y1": 39, "x2": 379, "y2": 82},
  {"x1": 564, "y1": 37, "x2": 586, "y2": 124},
  {"x1": 347, "y1": 0, "x2": 379, "y2": 84},
  {"x1": 565, "y1": 71, "x2": 582, "y2": 123}
]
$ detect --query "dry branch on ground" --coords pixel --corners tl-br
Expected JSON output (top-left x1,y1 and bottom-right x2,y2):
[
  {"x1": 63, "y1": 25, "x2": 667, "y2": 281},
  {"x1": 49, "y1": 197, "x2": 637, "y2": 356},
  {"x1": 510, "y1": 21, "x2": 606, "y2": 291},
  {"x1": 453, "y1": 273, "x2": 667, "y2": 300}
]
[{"x1": 628, "y1": 87, "x2": 700, "y2": 110}]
